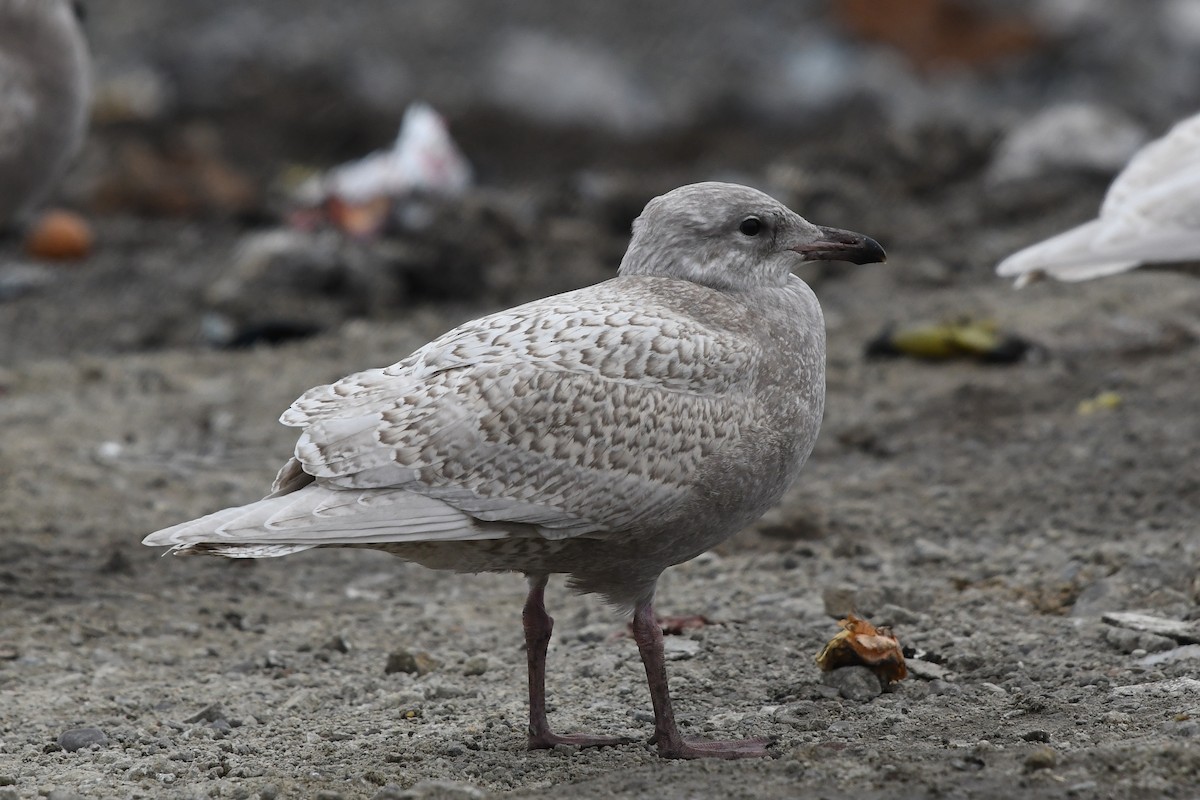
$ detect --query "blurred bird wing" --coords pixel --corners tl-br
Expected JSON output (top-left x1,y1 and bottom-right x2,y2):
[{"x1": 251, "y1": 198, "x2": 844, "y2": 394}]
[
  {"x1": 1101, "y1": 112, "x2": 1200, "y2": 217},
  {"x1": 999, "y1": 113, "x2": 1200, "y2": 282},
  {"x1": 280, "y1": 282, "x2": 759, "y2": 538}
]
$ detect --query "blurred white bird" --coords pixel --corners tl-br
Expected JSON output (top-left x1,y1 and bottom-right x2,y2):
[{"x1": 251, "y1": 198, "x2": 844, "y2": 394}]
[
  {"x1": 0, "y1": 0, "x2": 90, "y2": 227},
  {"x1": 996, "y1": 111, "x2": 1200, "y2": 287}
]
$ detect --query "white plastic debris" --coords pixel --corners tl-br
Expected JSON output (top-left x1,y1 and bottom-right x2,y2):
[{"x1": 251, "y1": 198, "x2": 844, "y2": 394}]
[{"x1": 296, "y1": 102, "x2": 472, "y2": 207}]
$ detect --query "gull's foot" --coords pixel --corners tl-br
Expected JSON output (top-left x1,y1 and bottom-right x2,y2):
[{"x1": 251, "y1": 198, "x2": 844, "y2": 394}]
[
  {"x1": 656, "y1": 736, "x2": 775, "y2": 760},
  {"x1": 528, "y1": 731, "x2": 634, "y2": 750}
]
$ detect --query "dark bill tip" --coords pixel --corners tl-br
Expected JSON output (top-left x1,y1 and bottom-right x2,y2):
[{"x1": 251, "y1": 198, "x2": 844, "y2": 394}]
[{"x1": 791, "y1": 225, "x2": 887, "y2": 265}]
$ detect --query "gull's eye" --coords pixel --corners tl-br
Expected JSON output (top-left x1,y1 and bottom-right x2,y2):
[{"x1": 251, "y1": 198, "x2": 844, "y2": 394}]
[{"x1": 738, "y1": 217, "x2": 762, "y2": 237}]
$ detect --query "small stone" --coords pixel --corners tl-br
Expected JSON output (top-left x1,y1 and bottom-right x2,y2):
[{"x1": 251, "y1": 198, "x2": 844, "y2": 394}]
[
  {"x1": 184, "y1": 704, "x2": 226, "y2": 724},
  {"x1": 462, "y1": 655, "x2": 488, "y2": 676},
  {"x1": 322, "y1": 636, "x2": 351, "y2": 654},
  {"x1": 57, "y1": 727, "x2": 108, "y2": 752},
  {"x1": 906, "y1": 658, "x2": 949, "y2": 681},
  {"x1": 1138, "y1": 644, "x2": 1200, "y2": 667},
  {"x1": 1101, "y1": 612, "x2": 1200, "y2": 644},
  {"x1": 385, "y1": 649, "x2": 440, "y2": 676},
  {"x1": 662, "y1": 637, "x2": 700, "y2": 660},
  {"x1": 1024, "y1": 746, "x2": 1058, "y2": 771},
  {"x1": 1103, "y1": 626, "x2": 1144, "y2": 654},
  {"x1": 259, "y1": 786, "x2": 280, "y2": 800},
  {"x1": 911, "y1": 537, "x2": 950, "y2": 564},
  {"x1": 821, "y1": 666, "x2": 883, "y2": 702},
  {"x1": 874, "y1": 603, "x2": 920, "y2": 626},
  {"x1": 1021, "y1": 730, "x2": 1051, "y2": 743}
]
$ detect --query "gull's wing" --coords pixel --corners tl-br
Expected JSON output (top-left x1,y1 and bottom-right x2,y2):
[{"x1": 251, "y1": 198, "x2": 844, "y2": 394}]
[
  {"x1": 997, "y1": 111, "x2": 1200, "y2": 284},
  {"x1": 282, "y1": 279, "x2": 759, "y2": 538},
  {"x1": 145, "y1": 278, "x2": 763, "y2": 553}
]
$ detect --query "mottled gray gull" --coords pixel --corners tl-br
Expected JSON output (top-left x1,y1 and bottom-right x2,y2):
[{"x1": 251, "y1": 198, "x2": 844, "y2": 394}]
[
  {"x1": 144, "y1": 181, "x2": 886, "y2": 759},
  {"x1": 997, "y1": 111, "x2": 1200, "y2": 286},
  {"x1": 0, "y1": 0, "x2": 90, "y2": 227}
]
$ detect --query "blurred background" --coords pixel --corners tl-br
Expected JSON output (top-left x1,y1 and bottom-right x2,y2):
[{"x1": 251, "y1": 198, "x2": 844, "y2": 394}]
[{"x1": 7, "y1": 0, "x2": 1200, "y2": 361}]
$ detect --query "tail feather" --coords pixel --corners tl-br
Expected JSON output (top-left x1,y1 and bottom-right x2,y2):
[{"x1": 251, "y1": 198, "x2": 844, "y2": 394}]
[{"x1": 142, "y1": 482, "x2": 510, "y2": 557}]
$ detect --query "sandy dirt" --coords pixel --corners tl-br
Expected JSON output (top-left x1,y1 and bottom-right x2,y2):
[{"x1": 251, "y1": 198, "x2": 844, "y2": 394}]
[{"x1": 3, "y1": 173, "x2": 1199, "y2": 797}]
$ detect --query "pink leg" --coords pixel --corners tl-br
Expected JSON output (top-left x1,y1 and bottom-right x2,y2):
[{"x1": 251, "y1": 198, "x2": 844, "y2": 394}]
[
  {"x1": 523, "y1": 575, "x2": 631, "y2": 750},
  {"x1": 631, "y1": 602, "x2": 773, "y2": 759}
]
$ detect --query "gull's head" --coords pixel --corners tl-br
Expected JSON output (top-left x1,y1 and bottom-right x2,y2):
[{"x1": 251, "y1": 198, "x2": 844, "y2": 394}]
[{"x1": 619, "y1": 182, "x2": 885, "y2": 291}]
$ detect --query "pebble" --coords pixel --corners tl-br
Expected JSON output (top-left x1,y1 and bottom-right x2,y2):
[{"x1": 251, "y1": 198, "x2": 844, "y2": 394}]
[
  {"x1": 874, "y1": 603, "x2": 921, "y2": 626},
  {"x1": 385, "y1": 649, "x2": 440, "y2": 676},
  {"x1": 906, "y1": 658, "x2": 949, "y2": 681},
  {"x1": 1102, "y1": 612, "x2": 1200, "y2": 644},
  {"x1": 822, "y1": 666, "x2": 883, "y2": 702},
  {"x1": 1023, "y1": 746, "x2": 1058, "y2": 771},
  {"x1": 322, "y1": 636, "x2": 351, "y2": 654},
  {"x1": 56, "y1": 727, "x2": 108, "y2": 752},
  {"x1": 1103, "y1": 626, "x2": 1176, "y2": 655},
  {"x1": 462, "y1": 655, "x2": 489, "y2": 676},
  {"x1": 662, "y1": 638, "x2": 700, "y2": 660},
  {"x1": 911, "y1": 537, "x2": 951, "y2": 564},
  {"x1": 1137, "y1": 644, "x2": 1200, "y2": 667}
]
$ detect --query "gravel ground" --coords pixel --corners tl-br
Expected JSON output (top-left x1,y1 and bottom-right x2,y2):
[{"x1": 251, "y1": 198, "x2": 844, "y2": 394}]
[
  {"x1": 3, "y1": 3, "x2": 1200, "y2": 798},
  {"x1": 2, "y1": 242, "x2": 1198, "y2": 798}
]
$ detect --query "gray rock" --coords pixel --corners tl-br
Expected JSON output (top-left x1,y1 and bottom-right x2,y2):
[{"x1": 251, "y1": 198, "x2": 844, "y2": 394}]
[
  {"x1": 874, "y1": 602, "x2": 921, "y2": 626},
  {"x1": 461, "y1": 655, "x2": 488, "y2": 676},
  {"x1": 822, "y1": 666, "x2": 884, "y2": 702},
  {"x1": 1137, "y1": 644, "x2": 1200, "y2": 667},
  {"x1": 57, "y1": 727, "x2": 108, "y2": 752},
  {"x1": 1102, "y1": 612, "x2": 1200, "y2": 644}
]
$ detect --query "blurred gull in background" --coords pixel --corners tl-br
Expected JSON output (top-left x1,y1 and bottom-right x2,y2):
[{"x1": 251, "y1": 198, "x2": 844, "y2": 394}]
[
  {"x1": 997, "y1": 110, "x2": 1200, "y2": 286},
  {"x1": 0, "y1": 0, "x2": 90, "y2": 228}
]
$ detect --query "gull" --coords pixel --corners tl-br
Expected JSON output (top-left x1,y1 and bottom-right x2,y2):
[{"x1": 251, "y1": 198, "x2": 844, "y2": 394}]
[
  {"x1": 0, "y1": 0, "x2": 90, "y2": 227},
  {"x1": 997, "y1": 111, "x2": 1200, "y2": 286},
  {"x1": 144, "y1": 182, "x2": 885, "y2": 759}
]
